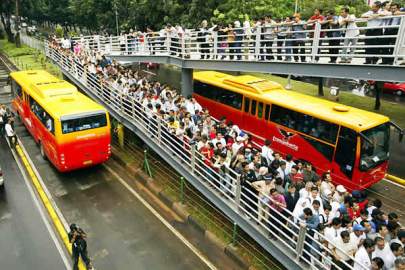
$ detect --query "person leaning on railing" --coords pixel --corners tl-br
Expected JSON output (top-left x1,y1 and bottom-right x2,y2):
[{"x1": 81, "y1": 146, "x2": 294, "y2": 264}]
[
  {"x1": 338, "y1": 7, "x2": 360, "y2": 64},
  {"x1": 260, "y1": 15, "x2": 276, "y2": 61},
  {"x1": 361, "y1": 1, "x2": 386, "y2": 65},
  {"x1": 291, "y1": 13, "x2": 307, "y2": 63},
  {"x1": 323, "y1": 10, "x2": 341, "y2": 64},
  {"x1": 381, "y1": 3, "x2": 405, "y2": 65}
]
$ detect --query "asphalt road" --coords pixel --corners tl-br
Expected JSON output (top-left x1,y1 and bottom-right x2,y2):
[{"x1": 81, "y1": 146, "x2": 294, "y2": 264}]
[
  {"x1": 0, "y1": 138, "x2": 68, "y2": 269},
  {"x1": 16, "y1": 122, "x2": 219, "y2": 270}
]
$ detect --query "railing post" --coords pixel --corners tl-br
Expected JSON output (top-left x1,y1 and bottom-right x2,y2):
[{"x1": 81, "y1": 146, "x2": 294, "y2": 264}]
[
  {"x1": 190, "y1": 143, "x2": 196, "y2": 174},
  {"x1": 181, "y1": 35, "x2": 185, "y2": 59},
  {"x1": 255, "y1": 26, "x2": 262, "y2": 60},
  {"x1": 180, "y1": 176, "x2": 185, "y2": 203},
  {"x1": 311, "y1": 22, "x2": 321, "y2": 63},
  {"x1": 393, "y1": 17, "x2": 405, "y2": 65},
  {"x1": 125, "y1": 35, "x2": 128, "y2": 55},
  {"x1": 157, "y1": 117, "x2": 162, "y2": 144},
  {"x1": 232, "y1": 222, "x2": 238, "y2": 245},
  {"x1": 109, "y1": 36, "x2": 113, "y2": 53},
  {"x1": 143, "y1": 149, "x2": 153, "y2": 178},
  {"x1": 296, "y1": 223, "x2": 307, "y2": 259},
  {"x1": 213, "y1": 31, "x2": 218, "y2": 60},
  {"x1": 235, "y1": 174, "x2": 242, "y2": 211}
]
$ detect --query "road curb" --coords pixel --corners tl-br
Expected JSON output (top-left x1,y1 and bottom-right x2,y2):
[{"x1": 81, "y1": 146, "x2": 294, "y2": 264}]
[
  {"x1": 386, "y1": 174, "x2": 405, "y2": 186},
  {"x1": 111, "y1": 150, "x2": 255, "y2": 269}
]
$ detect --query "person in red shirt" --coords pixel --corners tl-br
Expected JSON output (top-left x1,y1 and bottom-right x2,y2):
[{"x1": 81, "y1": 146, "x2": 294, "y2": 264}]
[{"x1": 307, "y1": 8, "x2": 325, "y2": 62}]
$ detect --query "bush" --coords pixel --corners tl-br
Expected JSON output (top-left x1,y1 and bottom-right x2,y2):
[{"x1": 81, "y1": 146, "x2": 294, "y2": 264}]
[{"x1": 55, "y1": 24, "x2": 64, "y2": 38}]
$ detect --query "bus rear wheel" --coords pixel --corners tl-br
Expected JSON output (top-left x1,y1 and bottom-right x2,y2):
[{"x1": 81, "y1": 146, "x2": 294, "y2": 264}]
[{"x1": 39, "y1": 142, "x2": 47, "y2": 160}]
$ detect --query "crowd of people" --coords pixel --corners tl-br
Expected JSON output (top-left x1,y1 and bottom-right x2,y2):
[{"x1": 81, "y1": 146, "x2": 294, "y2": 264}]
[
  {"x1": 48, "y1": 11, "x2": 405, "y2": 270},
  {"x1": 64, "y1": 1, "x2": 405, "y2": 65}
]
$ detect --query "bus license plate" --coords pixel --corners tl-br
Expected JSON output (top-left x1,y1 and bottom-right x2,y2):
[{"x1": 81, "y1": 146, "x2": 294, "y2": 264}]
[{"x1": 83, "y1": 160, "x2": 93, "y2": 165}]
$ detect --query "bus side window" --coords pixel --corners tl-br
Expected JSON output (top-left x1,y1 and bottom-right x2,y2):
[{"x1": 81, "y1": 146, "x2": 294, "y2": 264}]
[
  {"x1": 244, "y1": 97, "x2": 250, "y2": 113},
  {"x1": 251, "y1": 100, "x2": 257, "y2": 116},
  {"x1": 264, "y1": 104, "x2": 271, "y2": 121},
  {"x1": 193, "y1": 81, "x2": 217, "y2": 100},
  {"x1": 12, "y1": 80, "x2": 23, "y2": 99},
  {"x1": 270, "y1": 104, "x2": 298, "y2": 129},
  {"x1": 216, "y1": 88, "x2": 243, "y2": 110},
  {"x1": 257, "y1": 102, "x2": 263, "y2": 118},
  {"x1": 335, "y1": 127, "x2": 357, "y2": 178}
]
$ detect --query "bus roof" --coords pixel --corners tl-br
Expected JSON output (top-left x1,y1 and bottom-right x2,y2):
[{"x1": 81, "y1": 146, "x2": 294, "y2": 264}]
[
  {"x1": 194, "y1": 71, "x2": 390, "y2": 132},
  {"x1": 10, "y1": 70, "x2": 106, "y2": 119}
]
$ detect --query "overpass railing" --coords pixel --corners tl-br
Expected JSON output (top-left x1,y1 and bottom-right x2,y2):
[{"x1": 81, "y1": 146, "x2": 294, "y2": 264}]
[
  {"x1": 45, "y1": 43, "x2": 368, "y2": 270},
  {"x1": 70, "y1": 15, "x2": 405, "y2": 66}
]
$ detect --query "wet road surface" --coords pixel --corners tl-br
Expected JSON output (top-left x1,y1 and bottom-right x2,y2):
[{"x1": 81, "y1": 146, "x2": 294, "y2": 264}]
[{"x1": 0, "y1": 138, "x2": 68, "y2": 269}]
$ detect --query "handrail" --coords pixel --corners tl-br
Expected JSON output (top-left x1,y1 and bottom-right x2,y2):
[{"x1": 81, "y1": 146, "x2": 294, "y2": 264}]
[
  {"x1": 56, "y1": 15, "x2": 405, "y2": 66},
  {"x1": 44, "y1": 42, "x2": 370, "y2": 270}
]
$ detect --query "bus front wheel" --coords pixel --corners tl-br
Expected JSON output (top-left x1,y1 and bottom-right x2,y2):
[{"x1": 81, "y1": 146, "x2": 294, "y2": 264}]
[{"x1": 39, "y1": 142, "x2": 47, "y2": 160}]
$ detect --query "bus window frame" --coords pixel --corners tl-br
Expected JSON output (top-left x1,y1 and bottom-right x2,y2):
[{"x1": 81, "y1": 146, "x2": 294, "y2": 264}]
[
  {"x1": 264, "y1": 104, "x2": 271, "y2": 121},
  {"x1": 28, "y1": 95, "x2": 55, "y2": 135},
  {"x1": 251, "y1": 100, "x2": 257, "y2": 116},
  {"x1": 244, "y1": 97, "x2": 250, "y2": 113},
  {"x1": 258, "y1": 102, "x2": 264, "y2": 119}
]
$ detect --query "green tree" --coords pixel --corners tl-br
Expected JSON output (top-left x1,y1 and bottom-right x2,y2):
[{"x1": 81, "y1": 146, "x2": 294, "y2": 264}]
[{"x1": 0, "y1": 0, "x2": 14, "y2": 42}]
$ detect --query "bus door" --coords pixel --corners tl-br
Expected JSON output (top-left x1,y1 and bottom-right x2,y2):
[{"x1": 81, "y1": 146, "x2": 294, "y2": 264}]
[
  {"x1": 11, "y1": 79, "x2": 24, "y2": 115},
  {"x1": 242, "y1": 97, "x2": 262, "y2": 135},
  {"x1": 21, "y1": 91, "x2": 31, "y2": 123},
  {"x1": 332, "y1": 126, "x2": 357, "y2": 189}
]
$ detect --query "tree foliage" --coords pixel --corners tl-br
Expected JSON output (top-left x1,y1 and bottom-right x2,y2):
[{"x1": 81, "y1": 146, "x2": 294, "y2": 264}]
[{"x1": 17, "y1": 0, "x2": 370, "y2": 33}]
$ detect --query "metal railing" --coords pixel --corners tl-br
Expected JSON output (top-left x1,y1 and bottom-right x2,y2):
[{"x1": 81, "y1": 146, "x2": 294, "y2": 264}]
[
  {"x1": 67, "y1": 15, "x2": 405, "y2": 66},
  {"x1": 45, "y1": 43, "x2": 369, "y2": 270},
  {"x1": 20, "y1": 34, "x2": 45, "y2": 53}
]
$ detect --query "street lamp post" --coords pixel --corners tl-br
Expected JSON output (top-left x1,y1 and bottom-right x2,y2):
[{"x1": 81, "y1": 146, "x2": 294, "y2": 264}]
[{"x1": 15, "y1": 0, "x2": 21, "y2": 47}]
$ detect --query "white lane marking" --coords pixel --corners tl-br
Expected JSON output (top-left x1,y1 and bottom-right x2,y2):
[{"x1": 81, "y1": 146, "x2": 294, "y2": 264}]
[
  {"x1": 381, "y1": 178, "x2": 405, "y2": 189},
  {"x1": 104, "y1": 164, "x2": 217, "y2": 270},
  {"x1": 9, "y1": 144, "x2": 71, "y2": 270},
  {"x1": 17, "y1": 140, "x2": 71, "y2": 230}
]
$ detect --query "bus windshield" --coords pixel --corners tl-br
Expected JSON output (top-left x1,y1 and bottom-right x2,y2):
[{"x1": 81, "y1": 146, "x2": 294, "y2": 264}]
[
  {"x1": 61, "y1": 111, "x2": 107, "y2": 134},
  {"x1": 360, "y1": 123, "x2": 390, "y2": 171}
]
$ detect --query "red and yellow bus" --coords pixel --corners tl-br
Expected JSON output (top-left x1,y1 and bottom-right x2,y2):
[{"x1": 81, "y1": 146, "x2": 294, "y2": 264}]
[
  {"x1": 10, "y1": 70, "x2": 111, "y2": 172},
  {"x1": 193, "y1": 71, "x2": 393, "y2": 191}
]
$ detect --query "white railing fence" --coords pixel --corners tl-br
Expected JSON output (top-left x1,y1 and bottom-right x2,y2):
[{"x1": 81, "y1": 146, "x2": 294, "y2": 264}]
[
  {"x1": 65, "y1": 15, "x2": 405, "y2": 66},
  {"x1": 45, "y1": 43, "x2": 369, "y2": 270}
]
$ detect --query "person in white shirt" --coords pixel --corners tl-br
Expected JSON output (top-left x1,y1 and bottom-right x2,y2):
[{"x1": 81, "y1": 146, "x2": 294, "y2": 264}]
[
  {"x1": 276, "y1": 161, "x2": 287, "y2": 182},
  {"x1": 351, "y1": 224, "x2": 367, "y2": 247},
  {"x1": 324, "y1": 217, "x2": 344, "y2": 249},
  {"x1": 284, "y1": 154, "x2": 295, "y2": 175},
  {"x1": 361, "y1": 2, "x2": 386, "y2": 64},
  {"x1": 394, "y1": 257, "x2": 405, "y2": 270},
  {"x1": 333, "y1": 230, "x2": 358, "y2": 269},
  {"x1": 0, "y1": 105, "x2": 5, "y2": 135},
  {"x1": 354, "y1": 239, "x2": 375, "y2": 270},
  {"x1": 5, "y1": 118, "x2": 16, "y2": 146},
  {"x1": 232, "y1": 136, "x2": 244, "y2": 157},
  {"x1": 372, "y1": 237, "x2": 396, "y2": 269},
  {"x1": 339, "y1": 7, "x2": 360, "y2": 63},
  {"x1": 320, "y1": 172, "x2": 335, "y2": 200},
  {"x1": 261, "y1": 139, "x2": 274, "y2": 165},
  {"x1": 211, "y1": 133, "x2": 226, "y2": 150}
]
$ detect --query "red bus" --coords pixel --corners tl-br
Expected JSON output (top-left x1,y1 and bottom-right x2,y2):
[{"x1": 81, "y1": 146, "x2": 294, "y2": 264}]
[
  {"x1": 10, "y1": 70, "x2": 111, "y2": 172},
  {"x1": 193, "y1": 71, "x2": 394, "y2": 191}
]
